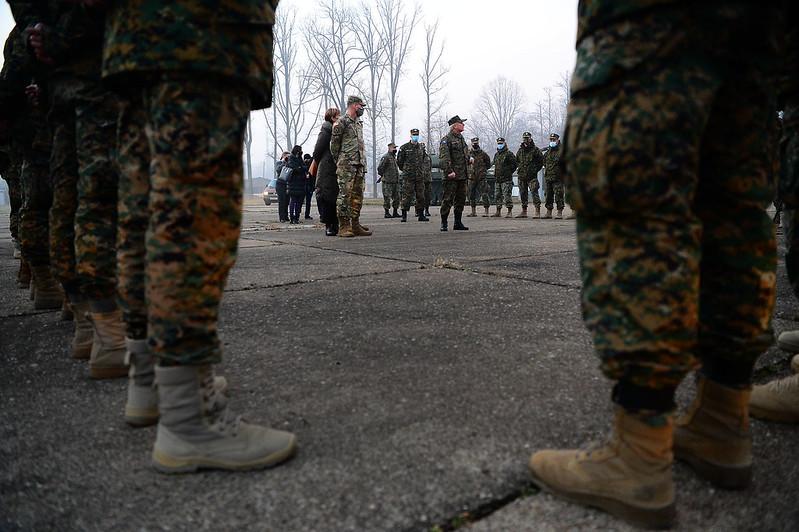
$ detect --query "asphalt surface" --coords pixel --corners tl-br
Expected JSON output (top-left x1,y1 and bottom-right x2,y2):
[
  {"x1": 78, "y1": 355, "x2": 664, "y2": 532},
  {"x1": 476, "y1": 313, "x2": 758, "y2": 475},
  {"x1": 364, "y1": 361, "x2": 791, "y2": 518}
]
[{"x1": 1, "y1": 203, "x2": 797, "y2": 531}]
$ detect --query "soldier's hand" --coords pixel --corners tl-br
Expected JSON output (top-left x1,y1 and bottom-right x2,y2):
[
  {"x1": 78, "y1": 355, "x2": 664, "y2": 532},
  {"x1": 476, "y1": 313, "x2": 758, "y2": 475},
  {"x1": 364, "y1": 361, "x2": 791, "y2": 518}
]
[
  {"x1": 28, "y1": 24, "x2": 54, "y2": 64},
  {"x1": 448, "y1": 172, "x2": 456, "y2": 178}
]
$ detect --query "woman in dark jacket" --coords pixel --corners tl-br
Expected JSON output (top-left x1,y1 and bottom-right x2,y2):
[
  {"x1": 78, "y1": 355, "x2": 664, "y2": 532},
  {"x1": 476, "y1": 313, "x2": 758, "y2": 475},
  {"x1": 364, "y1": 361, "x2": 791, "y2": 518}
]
[
  {"x1": 312, "y1": 107, "x2": 340, "y2": 236},
  {"x1": 286, "y1": 145, "x2": 307, "y2": 224}
]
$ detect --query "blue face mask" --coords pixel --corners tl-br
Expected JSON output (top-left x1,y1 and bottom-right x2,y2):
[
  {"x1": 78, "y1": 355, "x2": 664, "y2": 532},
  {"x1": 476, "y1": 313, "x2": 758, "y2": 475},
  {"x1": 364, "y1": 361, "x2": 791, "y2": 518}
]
[
  {"x1": 497, "y1": 144, "x2": 505, "y2": 150},
  {"x1": 549, "y1": 141, "x2": 557, "y2": 148},
  {"x1": 411, "y1": 135, "x2": 419, "y2": 142}
]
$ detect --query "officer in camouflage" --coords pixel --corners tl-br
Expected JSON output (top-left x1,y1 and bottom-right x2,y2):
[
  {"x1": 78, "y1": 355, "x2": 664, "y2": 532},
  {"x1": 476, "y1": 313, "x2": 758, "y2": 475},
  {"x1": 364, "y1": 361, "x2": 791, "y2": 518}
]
[
  {"x1": 377, "y1": 142, "x2": 400, "y2": 218},
  {"x1": 438, "y1": 115, "x2": 470, "y2": 232},
  {"x1": 528, "y1": 2, "x2": 786, "y2": 528},
  {"x1": 491, "y1": 137, "x2": 517, "y2": 218},
  {"x1": 467, "y1": 137, "x2": 492, "y2": 217},
  {"x1": 331, "y1": 95, "x2": 371, "y2": 237},
  {"x1": 542, "y1": 132, "x2": 563, "y2": 219},
  {"x1": 516, "y1": 132, "x2": 544, "y2": 218},
  {"x1": 397, "y1": 128, "x2": 429, "y2": 223},
  {"x1": 421, "y1": 142, "x2": 433, "y2": 218},
  {"x1": 103, "y1": 0, "x2": 295, "y2": 473}
]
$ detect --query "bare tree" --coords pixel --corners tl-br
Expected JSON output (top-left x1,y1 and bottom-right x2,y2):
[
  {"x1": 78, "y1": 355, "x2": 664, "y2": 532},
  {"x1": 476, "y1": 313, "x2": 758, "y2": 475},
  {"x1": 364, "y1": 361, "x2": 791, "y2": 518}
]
[
  {"x1": 419, "y1": 19, "x2": 448, "y2": 156},
  {"x1": 375, "y1": 0, "x2": 420, "y2": 143},
  {"x1": 474, "y1": 76, "x2": 527, "y2": 141},
  {"x1": 244, "y1": 115, "x2": 253, "y2": 195}
]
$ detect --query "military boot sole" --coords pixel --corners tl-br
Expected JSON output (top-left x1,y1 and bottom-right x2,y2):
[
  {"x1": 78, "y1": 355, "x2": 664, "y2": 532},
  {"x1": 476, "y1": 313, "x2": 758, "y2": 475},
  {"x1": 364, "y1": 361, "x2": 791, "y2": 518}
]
[
  {"x1": 749, "y1": 403, "x2": 799, "y2": 424},
  {"x1": 125, "y1": 407, "x2": 160, "y2": 427},
  {"x1": 528, "y1": 467, "x2": 675, "y2": 530},
  {"x1": 514, "y1": 214, "x2": 528, "y2": 218},
  {"x1": 90, "y1": 365, "x2": 129, "y2": 379},
  {"x1": 673, "y1": 444, "x2": 751, "y2": 490},
  {"x1": 151, "y1": 435, "x2": 297, "y2": 474}
]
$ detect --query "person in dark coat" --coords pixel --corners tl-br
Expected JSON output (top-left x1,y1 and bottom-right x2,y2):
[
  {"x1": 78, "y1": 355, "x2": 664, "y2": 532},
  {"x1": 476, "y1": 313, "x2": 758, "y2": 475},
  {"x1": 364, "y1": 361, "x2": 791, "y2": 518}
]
[
  {"x1": 275, "y1": 151, "x2": 290, "y2": 222},
  {"x1": 286, "y1": 145, "x2": 307, "y2": 224},
  {"x1": 312, "y1": 107, "x2": 340, "y2": 236},
  {"x1": 303, "y1": 153, "x2": 315, "y2": 220}
]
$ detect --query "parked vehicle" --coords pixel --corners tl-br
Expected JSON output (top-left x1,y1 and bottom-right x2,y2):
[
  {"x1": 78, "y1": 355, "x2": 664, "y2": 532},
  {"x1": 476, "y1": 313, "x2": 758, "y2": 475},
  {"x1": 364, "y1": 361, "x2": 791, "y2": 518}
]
[{"x1": 262, "y1": 179, "x2": 278, "y2": 206}]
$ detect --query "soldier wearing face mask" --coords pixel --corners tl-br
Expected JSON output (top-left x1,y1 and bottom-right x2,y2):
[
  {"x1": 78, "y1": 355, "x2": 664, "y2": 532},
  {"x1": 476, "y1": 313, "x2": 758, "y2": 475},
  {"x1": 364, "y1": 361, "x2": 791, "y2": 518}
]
[
  {"x1": 467, "y1": 137, "x2": 492, "y2": 217},
  {"x1": 397, "y1": 128, "x2": 429, "y2": 222},
  {"x1": 491, "y1": 136, "x2": 518, "y2": 218},
  {"x1": 542, "y1": 133, "x2": 563, "y2": 219}
]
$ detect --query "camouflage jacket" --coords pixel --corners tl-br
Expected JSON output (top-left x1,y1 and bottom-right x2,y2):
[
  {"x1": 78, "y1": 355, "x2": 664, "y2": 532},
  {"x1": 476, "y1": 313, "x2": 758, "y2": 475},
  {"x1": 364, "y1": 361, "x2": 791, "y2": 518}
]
[
  {"x1": 397, "y1": 141, "x2": 424, "y2": 180},
  {"x1": 422, "y1": 152, "x2": 432, "y2": 183},
  {"x1": 492, "y1": 148, "x2": 518, "y2": 183},
  {"x1": 516, "y1": 142, "x2": 543, "y2": 179},
  {"x1": 102, "y1": 0, "x2": 278, "y2": 110},
  {"x1": 377, "y1": 152, "x2": 399, "y2": 183},
  {"x1": 542, "y1": 146, "x2": 561, "y2": 181},
  {"x1": 468, "y1": 148, "x2": 491, "y2": 181},
  {"x1": 330, "y1": 113, "x2": 366, "y2": 172},
  {"x1": 438, "y1": 130, "x2": 469, "y2": 181}
]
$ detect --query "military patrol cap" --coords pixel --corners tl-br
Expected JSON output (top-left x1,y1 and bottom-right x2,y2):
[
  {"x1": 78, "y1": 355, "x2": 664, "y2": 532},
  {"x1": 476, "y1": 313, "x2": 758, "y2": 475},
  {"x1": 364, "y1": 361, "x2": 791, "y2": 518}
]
[
  {"x1": 347, "y1": 95, "x2": 366, "y2": 107},
  {"x1": 470, "y1": 137, "x2": 480, "y2": 143},
  {"x1": 549, "y1": 132, "x2": 560, "y2": 139},
  {"x1": 522, "y1": 132, "x2": 532, "y2": 138},
  {"x1": 496, "y1": 137, "x2": 506, "y2": 143},
  {"x1": 447, "y1": 115, "x2": 467, "y2": 125},
  {"x1": 410, "y1": 128, "x2": 420, "y2": 135}
]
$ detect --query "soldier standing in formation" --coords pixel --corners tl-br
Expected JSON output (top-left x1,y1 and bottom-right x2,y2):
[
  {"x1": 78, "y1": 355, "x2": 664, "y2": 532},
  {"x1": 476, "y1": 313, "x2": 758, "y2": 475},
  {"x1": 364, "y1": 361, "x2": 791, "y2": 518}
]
[
  {"x1": 438, "y1": 115, "x2": 470, "y2": 232},
  {"x1": 377, "y1": 142, "x2": 400, "y2": 219},
  {"x1": 466, "y1": 137, "x2": 492, "y2": 218},
  {"x1": 515, "y1": 132, "x2": 544, "y2": 218},
  {"x1": 491, "y1": 137, "x2": 518, "y2": 218},
  {"x1": 331, "y1": 96, "x2": 372, "y2": 238},
  {"x1": 397, "y1": 128, "x2": 429, "y2": 222},
  {"x1": 542, "y1": 132, "x2": 564, "y2": 219},
  {"x1": 421, "y1": 142, "x2": 433, "y2": 218}
]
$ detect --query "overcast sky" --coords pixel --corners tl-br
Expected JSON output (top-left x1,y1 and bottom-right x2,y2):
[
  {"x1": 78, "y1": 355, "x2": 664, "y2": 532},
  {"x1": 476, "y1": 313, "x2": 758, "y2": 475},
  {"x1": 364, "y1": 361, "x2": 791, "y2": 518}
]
[{"x1": 0, "y1": 1, "x2": 578, "y2": 175}]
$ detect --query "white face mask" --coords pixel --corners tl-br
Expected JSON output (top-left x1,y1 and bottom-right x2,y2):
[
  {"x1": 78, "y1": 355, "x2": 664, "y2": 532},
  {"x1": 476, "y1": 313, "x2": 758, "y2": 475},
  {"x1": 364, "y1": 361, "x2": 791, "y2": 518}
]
[{"x1": 549, "y1": 141, "x2": 557, "y2": 148}]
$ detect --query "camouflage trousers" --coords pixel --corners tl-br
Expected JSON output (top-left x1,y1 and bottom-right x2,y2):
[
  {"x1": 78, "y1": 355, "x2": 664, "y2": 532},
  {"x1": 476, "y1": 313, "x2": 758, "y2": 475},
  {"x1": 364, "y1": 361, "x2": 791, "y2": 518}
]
[
  {"x1": 440, "y1": 179, "x2": 467, "y2": 218},
  {"x1": 19, "y1": 125, "x2": 53, "y2": 268},
  {"x1": 423, "y1": 180, "x2": 432, "y2": 211},
  {"x1": 49, "y1": 77, "x2": 120, "y2": 300},
  {"x1": 469, "y1": 178, "x2": 490, "y2": 209},
  {"x1": 544, "y1": 178, "x2": 564, "y2": 211},
  {"x1": 337, "y1": 166, "x2": 365, "y2": 220},
  {"x1": 494, "y1": 181, "x2": 513, "y2": 209},
  {"x1": 3, "y1": 149, "x2": 22, "y2": 242},
  {"x1": 402, "y1": 176, "x2": 424, "y2": 211},
  {"x1": 519, "y1": 176, "x2": 541, "y2": 208},
  {"x1": 382, "y1": 181, "x2": 399, "y2": 210},
  {"x1": 116, "y1": 78, "x2": 249, "y2": 363},
  {"x1": 565, "y1": 42, "x2": 777, "y2": 392}
]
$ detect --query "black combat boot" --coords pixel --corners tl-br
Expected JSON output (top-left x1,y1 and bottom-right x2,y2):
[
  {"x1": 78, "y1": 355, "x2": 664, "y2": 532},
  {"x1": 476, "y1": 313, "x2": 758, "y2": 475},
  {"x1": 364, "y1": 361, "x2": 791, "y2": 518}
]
[
  {"x1": 417, "y1": 208, "x2": 429, "y2": 222},
  {"x1": 440, "y1": 214, "x2": 448, "y2": 232},
  {"x1": 392, "y1": 207, "x2": 400, "y2": 218},
  {"x1": 384, "y1": 208, "x2": 392, "y2": 219},
  {"x1": 453, "y1": 211, "x2": 469, "y2": 231},
  {"x1": 401, "y1": 209, "x2": 408, "y2": 222},
  {"x1": 425, "y1": 207, "x2": 431, "y2": 217}
]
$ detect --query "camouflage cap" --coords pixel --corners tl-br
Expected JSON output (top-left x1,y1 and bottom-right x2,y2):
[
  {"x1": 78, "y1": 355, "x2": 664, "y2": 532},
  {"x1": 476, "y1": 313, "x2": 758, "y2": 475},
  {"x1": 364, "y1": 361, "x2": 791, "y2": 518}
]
[
  {"x1": 522, "y1": 132, "x2": 532, "y2": 138},
  {"x1": 470, "y1": 137, "x2": 480, "y2": 143},
  {"x1": 388, "y1": 142, "x2": 396, "y2": 148},
  {"x1": 347, "y1": 95, "x2": 366, "y2": 107},
  {"x1": 549, "y1": 132, "x2": 560, "y2": 139},
  {"x1": 410, "y1": 128, "x2": 420, "y2": 135},
  {"x1": 447, "y1": 115, "x2": 467, "y2": 125},
  {"x1": 496, "y1": 137, "x2": 506, "y2": 143}
]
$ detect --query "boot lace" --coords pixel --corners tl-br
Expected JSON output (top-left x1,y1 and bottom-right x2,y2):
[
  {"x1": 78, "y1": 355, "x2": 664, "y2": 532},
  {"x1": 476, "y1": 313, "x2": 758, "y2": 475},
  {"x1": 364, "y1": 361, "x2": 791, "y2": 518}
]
[{"x1": 200, "y1": 370, "x2": 242, "y2": 436}]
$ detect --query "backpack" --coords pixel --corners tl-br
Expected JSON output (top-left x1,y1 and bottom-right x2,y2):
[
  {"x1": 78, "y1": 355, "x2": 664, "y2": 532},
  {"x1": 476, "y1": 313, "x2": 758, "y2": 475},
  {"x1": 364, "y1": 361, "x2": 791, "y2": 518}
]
[{"x1": 278, "y1": 165, "x2": 293, "y2": 182}]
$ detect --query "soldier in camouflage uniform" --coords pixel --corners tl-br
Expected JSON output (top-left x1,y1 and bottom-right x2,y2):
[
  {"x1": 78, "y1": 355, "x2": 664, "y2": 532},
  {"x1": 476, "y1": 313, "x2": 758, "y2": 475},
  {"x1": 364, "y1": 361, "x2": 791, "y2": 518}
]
[
  {"x1": 377, "y1": 142, "x2": 400, "y2": 218},
  {"x1": 467, "y1": 137, "x2": 491, "y2": 218},
  {"x1": 438, "y1": 115, "x2": 470, "y2": 232},
  {"x1": 515, "y1": 132, "x2": 544, "y2": 218},
  {"x1": 541, "y1": 133, "x2": 563, "y2": 219},
  {"x1": 421, "y1": 142, "x2": 433, "y2": 218},
  {"x1": 332, "y1": 95, "x2": 371, "y2": 237},
  {"x1": 103, "y1": 0, "x2": 295, "y2": 473},
  {"x1": 528, "y1": 2, "x2": 787, "y2": 528},
  {"x1": 397, "y1": 128, "x2": 429, "y2": 222},
  {"x1": 491, "y1": 137, "x2": 517, "y2": 218}
]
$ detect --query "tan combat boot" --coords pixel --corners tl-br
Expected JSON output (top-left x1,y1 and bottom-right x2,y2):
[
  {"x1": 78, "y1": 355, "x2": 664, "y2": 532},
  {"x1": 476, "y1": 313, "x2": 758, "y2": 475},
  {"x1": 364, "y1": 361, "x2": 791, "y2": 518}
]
[
  {"x1": 555, "y1": 209, "x2": 563, "y2": 219},
  {"x1": 749, "y1": 373, "x2": 799, "y2": 423},
  {"x1": 351, "y1": 217, "x2": 373, "y2": 236},
  {"x1": 152, "y1": 365, "x2": 296, "y2": 473},
  {"x1": 674, "y1": 377, "x2": 751, "y2": 489},
  {"x1": 534, "y1": 206, "x2": 541, "y2": 219},
  {"x1": 17, "y1": 259, "x2": 31, "y2": 289},
  {"x1": 88, "y1": 309, "x2": 128, "y2": 379},
  {"x1": 338, "y1": 217, "x2": 354, "y2": 238},
  {"x1": 529, "y1": 409, "x2": 675, "y2": 529},
  {"x1": 31, "y1": 265, "x2": 62, "y2": 310},
  {"x1": 482, "y1": 207, "x2": 490, "y2": 217},
  {"x1": 491, "y1": 206, "x2": 502, "y2": 218},
  {"x1": 504, "y1": 206, "x2": 513, "y2": 218},
  {"x1": 777, "y1": 329, "x2": 799, "y2": 353},
  {"x1": 543, "y1": 208, "x2": 553, "y2": 219},
  {"x1": 566, "y1": 208, "x2": 576, "y2": 220},
  {"x1": 71, "y1": 301, "x2": 93, "y2": 359},
  {"x1": 466, "y1": 206, "x2": 477, "y2": 217},
  {"x1": 125, "y1": 338, "x2": 159, "y2": 427},
  {"x1": 514, "y1": 207, "x2": 528, "y2": 218}
]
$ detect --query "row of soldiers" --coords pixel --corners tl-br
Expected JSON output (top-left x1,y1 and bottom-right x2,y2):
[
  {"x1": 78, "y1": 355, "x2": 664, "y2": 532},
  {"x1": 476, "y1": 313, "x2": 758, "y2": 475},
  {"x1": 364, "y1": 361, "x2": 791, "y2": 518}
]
[{"x1": 1, "y1": 1, "x2": 296, "y2": 473}]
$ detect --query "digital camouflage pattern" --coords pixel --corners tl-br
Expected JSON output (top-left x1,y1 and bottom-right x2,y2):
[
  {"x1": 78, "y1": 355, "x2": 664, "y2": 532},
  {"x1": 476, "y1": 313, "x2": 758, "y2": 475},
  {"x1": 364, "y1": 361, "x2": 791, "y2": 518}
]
[
  {"x1": 3, "y1": 151, "x2": 22, "y2": 242},
  {"x1": 469, "y1": 147, "x2": 491, "y2": 209},
  {"x1": 378, "y1": 151, "x2": 399, "y2": 210},
  {"x1": 438, "y1": 129, "x2": 470, "y2": 218},
  {"x1": 397, "y1": 141, "x2": 425, "y2": 211},
  {"x1": 103, "y1": 0, "x2": 278, "y2": 110},
  {"x1": 542, "y1": 146, "x2": 563, "y2": 210},
  {"x1": 565, "y1": 1, "x2": 782, "y2": 394},
  {"x1": 331, "y1": 113, "x2": 366, "y2": 220},
  {"x1": 18, "y1": 118, "x2": 51, "y2": 268},
  {"x1": 493, "y1": 147, "x2": 517, "y2": 208},
  {"x1": 517, "y1": 141, "x2": 543, "y2": 208},
  {"x1": 382, "y1": 182, "x2": 399, "y2": 211}
]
